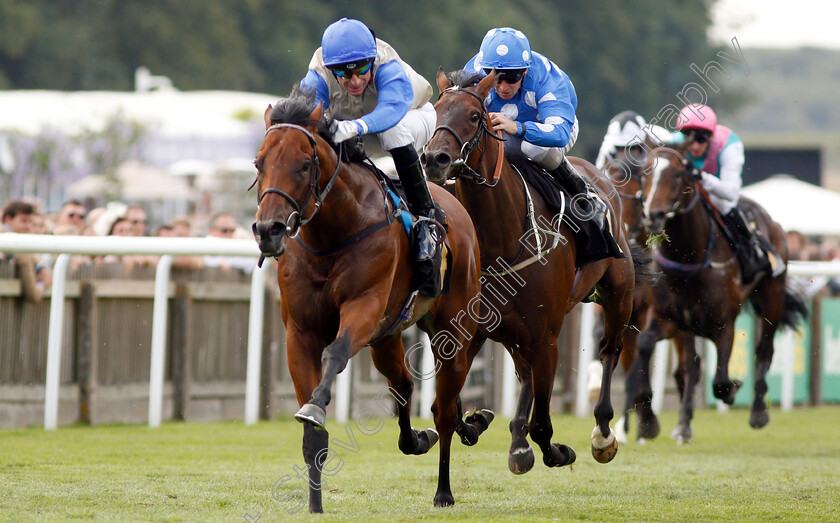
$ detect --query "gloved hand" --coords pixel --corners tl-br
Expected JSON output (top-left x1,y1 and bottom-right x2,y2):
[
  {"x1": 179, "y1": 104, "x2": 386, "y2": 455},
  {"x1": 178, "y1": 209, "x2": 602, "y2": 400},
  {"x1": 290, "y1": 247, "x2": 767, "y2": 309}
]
[
  {"x1": 330, "y1": 119, "x2": 361, "y2": 144},
  {"x1": 689, "y1": 166, "x2": 704, "y2": 181}
]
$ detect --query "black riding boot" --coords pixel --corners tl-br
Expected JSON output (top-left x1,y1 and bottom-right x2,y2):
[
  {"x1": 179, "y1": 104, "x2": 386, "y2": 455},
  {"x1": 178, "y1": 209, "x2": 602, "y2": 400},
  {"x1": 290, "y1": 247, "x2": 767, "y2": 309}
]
[
  {"x1": 722, "y1": 209, "x2": 768, "y2": 285},
  {"x1": 551, "y1": 157, "x2": 609, "y2": 229},
  {"x1": 391, "y1": 145, "x2": 439, "y2": 262}
]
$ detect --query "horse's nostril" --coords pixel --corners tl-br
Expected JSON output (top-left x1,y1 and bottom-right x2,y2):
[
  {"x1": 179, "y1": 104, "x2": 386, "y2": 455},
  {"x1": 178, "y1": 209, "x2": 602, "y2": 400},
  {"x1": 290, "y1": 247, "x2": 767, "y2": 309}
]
[
  {"x1": 434, "y1": 152, "x2": 451, "y2": 167},
  {"x1": 270, "y1": 221, "x2": 285, "y2": 238}
]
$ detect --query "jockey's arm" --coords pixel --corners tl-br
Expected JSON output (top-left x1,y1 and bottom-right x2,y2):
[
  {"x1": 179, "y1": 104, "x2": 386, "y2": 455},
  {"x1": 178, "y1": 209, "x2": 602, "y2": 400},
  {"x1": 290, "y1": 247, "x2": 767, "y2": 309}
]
[
  {"x1": 517, "y1": 71, "x2": 575, "y2": 148},
  {"x1": 699, "y1": 140, "x2": 744, "y2": 204},
  {"x1": 359, "y1": 61, "x2": 414, "y2": 135},
  {"x1": 301, "y1": 70, "x2": 331, "y2": 110}
]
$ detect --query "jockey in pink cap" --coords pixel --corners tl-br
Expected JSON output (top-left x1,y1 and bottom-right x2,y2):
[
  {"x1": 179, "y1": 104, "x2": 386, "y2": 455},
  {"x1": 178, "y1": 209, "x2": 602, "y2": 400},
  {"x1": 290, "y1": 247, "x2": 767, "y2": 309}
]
[{"x1": 677, "y1": 103, "x2": 782, "y2": 284}]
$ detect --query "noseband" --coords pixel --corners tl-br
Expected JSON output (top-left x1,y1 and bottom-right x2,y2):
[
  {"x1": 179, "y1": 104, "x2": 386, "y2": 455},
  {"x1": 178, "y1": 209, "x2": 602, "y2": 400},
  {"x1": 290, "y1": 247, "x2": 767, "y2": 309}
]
[
  {"x1": 429, "y1": 86, "x2": 505, "y2": 186},
  {"x1": 253, "y1": 123, "x2": 342, "y2": 238}
]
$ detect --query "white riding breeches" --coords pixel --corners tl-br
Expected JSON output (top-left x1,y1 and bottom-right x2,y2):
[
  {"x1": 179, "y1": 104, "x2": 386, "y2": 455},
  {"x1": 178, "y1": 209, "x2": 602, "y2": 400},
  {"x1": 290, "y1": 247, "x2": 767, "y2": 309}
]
[
  {"x1": 506, "y1": 117, "x2": 579, "y2": 171},
  {"x1": 379, "y1": 102, "x2": 437, "y2": 153}
]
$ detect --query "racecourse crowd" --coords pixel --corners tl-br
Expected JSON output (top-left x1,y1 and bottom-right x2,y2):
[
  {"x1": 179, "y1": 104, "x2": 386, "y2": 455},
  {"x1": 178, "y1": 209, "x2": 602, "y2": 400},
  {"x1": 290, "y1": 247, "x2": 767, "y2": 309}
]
[
  {"x1": 1, "y1": 198, "x2": 256, "y2": 302},
  {"x1": 3, "y1": 196, "x2": 840, "y2": 304}
]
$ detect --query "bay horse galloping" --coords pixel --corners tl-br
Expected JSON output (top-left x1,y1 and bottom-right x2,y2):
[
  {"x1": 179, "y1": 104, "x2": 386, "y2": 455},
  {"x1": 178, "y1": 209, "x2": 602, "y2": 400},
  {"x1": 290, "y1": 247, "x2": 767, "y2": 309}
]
[
  {"x1": 422, "y1": 70, "x2": 639, "y2": 472},
  {"x1": 252, "y1": 88, "x2": 487, "y2": 510},
  {"x1": 637, "y1": 146, "x2": 807, "y2": 442}
]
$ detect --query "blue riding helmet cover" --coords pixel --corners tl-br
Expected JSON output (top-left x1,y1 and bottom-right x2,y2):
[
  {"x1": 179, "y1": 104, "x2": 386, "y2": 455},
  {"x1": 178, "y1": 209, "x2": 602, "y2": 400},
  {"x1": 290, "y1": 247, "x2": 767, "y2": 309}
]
[
  {"x1": 321, "y1": 18, "x2": 377, "y2": 67},
  {"x1": 477, "y1": 27, "x2": 532, "y2": 70}
]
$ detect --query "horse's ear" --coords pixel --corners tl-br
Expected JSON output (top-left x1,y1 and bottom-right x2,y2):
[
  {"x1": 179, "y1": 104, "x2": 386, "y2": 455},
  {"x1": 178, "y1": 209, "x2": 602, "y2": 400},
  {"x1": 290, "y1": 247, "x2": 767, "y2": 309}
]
[
  {"x1": 436, "y1": 67, "x2": 452, "y2": 93},
  {"x1": 264, "y1": 104, "x2": 273, "y2": 129},
  {"x1": 309, "y1": 102, "x2": 324, "y2": 125},
  {"x1": 475, "y1": 71, "x2": 496, "y2": 98}
]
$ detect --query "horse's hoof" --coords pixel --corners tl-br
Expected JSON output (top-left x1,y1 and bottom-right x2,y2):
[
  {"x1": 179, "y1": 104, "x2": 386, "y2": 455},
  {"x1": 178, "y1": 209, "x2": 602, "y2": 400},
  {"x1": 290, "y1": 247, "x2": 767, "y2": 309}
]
[
  {"x1": 542, "y1": 443, "x2": 576, "y2": 468},
  {"x1": 749, "y1": 409, "x2": 770, "y2": 429},
  {"x1": 400, "y1": 427, "x2": 438, "y2": 455},
  {"x1": 670, "y1": 423, "x2": 693, "y2": 443},
  {"x1": 433, "y1": 492, "x2": 455, "y2": 507},
  {"x1": 295, "y1": 403, "x2": 326, "y2": 430},
  {"x1": 591, "y1": 426, "x2": 618, "y2": 464},
  {"x1": 508, "y1": 446, "x2": 535, "y2": 474},
  {"x1": 424, "y1": 428, "x2": 440, "y2": 449},
  {"x1": 638, "y1": 415, "x2": 661, "y2": 440},
  {"x1": 465, "y1": 409, "x2": 495, "y2": 431}
]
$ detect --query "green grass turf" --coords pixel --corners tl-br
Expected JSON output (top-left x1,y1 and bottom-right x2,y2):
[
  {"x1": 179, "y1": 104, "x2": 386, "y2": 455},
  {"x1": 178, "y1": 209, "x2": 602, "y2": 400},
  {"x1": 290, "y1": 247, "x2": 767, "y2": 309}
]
[{"x1": 1, "y1": 406, "x2": 839, "y2": 521}]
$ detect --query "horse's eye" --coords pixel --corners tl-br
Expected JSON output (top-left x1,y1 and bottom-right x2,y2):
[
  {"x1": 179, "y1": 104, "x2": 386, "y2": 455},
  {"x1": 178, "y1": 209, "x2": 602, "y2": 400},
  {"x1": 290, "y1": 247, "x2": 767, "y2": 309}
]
[
  {"x1": 301, "y1": 160, "x2": 311, "y2": 174},
  {"x1": 470, "y1": 112, "x2": 481, "y2": 123}
]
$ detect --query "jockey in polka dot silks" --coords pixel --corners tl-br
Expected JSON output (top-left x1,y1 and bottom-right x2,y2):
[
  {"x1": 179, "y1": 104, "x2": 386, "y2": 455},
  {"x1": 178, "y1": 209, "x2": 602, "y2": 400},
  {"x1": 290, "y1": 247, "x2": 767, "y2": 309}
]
[{"x1": 464, "y1": 27, "x2": 609, "y2": 229}]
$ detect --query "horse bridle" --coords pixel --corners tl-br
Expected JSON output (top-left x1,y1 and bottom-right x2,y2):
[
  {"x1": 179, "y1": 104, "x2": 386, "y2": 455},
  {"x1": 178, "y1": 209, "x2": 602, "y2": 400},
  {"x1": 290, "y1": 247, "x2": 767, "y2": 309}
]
[
  {"x1": 253, "y1": 123, "x2": 342, "y2": 239},
  {"x1": 429, "y1": 86, "x2": 505, "y2": 186},
  {"x1": 647, "y1": 147, "x2": 701, "y2": 221}
]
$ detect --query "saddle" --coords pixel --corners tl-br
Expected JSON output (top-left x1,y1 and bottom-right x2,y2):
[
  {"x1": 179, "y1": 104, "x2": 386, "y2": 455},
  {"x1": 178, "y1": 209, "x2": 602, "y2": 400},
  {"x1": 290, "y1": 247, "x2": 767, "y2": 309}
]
[
  {"x1": 508, "y1": 157, "x2": 624, "y2": 267},
  {"x1": 344, "y1": 142, "x2": 452, "y2": 298}
]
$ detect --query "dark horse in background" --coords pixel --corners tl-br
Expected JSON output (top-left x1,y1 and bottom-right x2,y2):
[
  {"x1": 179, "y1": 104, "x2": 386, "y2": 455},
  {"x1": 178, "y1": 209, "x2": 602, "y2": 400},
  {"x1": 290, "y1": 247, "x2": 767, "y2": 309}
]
[
  {"x1": 422, "y1": 70, "x2": 640, "y2": 472},
  {"x1": 604, "y1": 143, "x2": 695, "y2": 444},
  {"x1": 252, "y1": 88, "x2": 490, "y2": 510},
  {"x1": 636, "y1": 145, "x2": 807, "y2": 442}
]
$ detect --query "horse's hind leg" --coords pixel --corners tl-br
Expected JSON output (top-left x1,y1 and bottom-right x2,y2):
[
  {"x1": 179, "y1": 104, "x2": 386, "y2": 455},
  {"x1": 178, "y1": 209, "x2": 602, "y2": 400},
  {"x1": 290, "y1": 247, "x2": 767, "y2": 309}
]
[
  {"x1": 508, "y1": 352, "x2": 535, "y2": 474},
  {"x1": 370, "y1": 335, "x2": 438, "y2": 456},
  {"x1": 671, "y1": 332, "x2": 700, "y2": 443}
]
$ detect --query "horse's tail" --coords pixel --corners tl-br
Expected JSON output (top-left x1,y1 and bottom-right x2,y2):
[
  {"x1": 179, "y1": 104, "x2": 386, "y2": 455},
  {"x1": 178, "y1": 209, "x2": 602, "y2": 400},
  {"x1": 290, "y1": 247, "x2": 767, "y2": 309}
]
[
  {"x1": 629, "y1": 242, "x2": 659, "y2": 286},
  {"x1": 780, "y1": 279, "x2": 809, "y2": 330}
]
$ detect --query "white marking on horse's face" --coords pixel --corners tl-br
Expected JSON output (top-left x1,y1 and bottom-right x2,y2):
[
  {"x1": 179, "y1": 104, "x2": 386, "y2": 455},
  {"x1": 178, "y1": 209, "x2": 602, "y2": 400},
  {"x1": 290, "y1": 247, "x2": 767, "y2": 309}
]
[{"x1": 644, "y1": 156, "x2": 668, "y2": 218}]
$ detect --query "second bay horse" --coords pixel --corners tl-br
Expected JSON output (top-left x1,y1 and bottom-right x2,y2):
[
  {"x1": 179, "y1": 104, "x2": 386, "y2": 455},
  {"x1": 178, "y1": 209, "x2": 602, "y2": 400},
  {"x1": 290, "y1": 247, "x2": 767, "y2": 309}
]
[{"x1": 422, "y1": 69, "x2": 639, "y2": 472}]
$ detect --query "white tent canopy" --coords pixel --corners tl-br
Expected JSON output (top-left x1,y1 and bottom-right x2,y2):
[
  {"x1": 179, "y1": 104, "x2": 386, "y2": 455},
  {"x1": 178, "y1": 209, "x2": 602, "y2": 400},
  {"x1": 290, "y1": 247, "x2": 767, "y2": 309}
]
[{"x1": 741, "y1": 175, "x2": 840, "y2": 236}]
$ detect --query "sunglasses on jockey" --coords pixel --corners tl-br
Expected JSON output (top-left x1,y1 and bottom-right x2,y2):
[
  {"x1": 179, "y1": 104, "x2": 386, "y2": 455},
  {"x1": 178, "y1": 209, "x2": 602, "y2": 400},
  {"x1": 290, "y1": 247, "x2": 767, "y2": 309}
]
[
  {"x1": 484, "y1": 68, "x2": 526, "y2": 84},
  {"x1": 329, "y1": 59, "x2": 374, "y2": 79},
  {"x1": 683, "y1": 129, "x2": 711, "y2": 144}
]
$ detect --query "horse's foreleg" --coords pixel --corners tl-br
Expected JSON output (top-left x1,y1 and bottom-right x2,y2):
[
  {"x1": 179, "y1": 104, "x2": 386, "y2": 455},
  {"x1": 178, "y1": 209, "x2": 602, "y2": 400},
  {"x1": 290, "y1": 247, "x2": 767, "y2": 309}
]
[
  {"x1": 454, "y1": 333, "x2": 495, "y2": 447},
  {"x1": 430, "y1": 353, "x2": 470, "y2": 507},
  {"x1": 671, "y1": 332, "x2": 699, "y2": 443},
  {"x1": 527, "y1": 340, "x2": 576, "y2": 469},
  {"x1": 297, "y1": 298, "x2": 383, "y2": 429},
  {"x1": 302, "y1": 423, "x2": 329, "y2": 513},
  {"x1": 633, "y1": 315, "x2": 676, "y2": 442},
  {"x1": 750, "y1": 322, "x2": 778, "y2": 429},
  {"x1": 295, "y1": 334, "x2": 352, "y2": 429},
  {"x1": 711, "y1": 323, "x2": 741, "y2": 405},
  {"x1": 286, "y1": 330, "x2": 329, "y2": 513},
  {"x1": 508, "y1": 352, "x2": 535, "y2": 474}
]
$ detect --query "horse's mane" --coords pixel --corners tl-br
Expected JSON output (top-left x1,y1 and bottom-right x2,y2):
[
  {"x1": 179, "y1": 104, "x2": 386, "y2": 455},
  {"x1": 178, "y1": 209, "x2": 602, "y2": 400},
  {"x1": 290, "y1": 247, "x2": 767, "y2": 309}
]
[
  {"x1": 447, "y1": 70, "x2": 484, "y2": 89},
  {"x1": 268, "y1": 85, "x2": 334, "y2": 145}
]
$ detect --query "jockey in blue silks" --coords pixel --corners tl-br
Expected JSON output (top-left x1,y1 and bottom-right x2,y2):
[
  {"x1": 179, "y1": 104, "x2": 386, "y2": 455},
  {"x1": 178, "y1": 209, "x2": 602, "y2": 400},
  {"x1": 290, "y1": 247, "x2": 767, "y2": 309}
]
[
  {"x1": 301, "y1": 17, "x2": 439, "y2": 264},
  {"x1": 464, "y1": 27, "x2": 608, "y2": 227}
]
